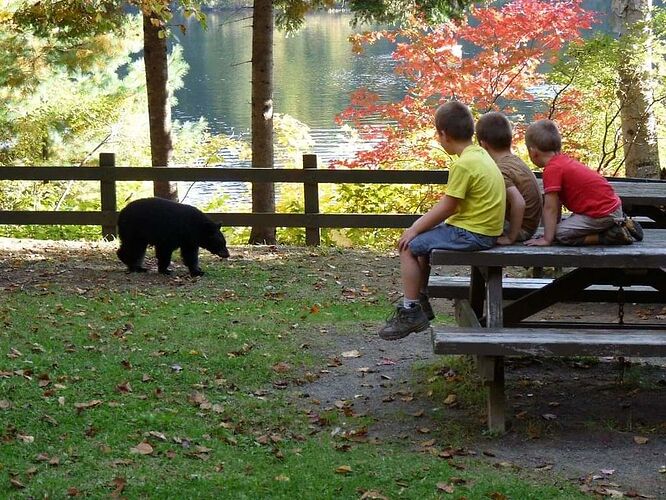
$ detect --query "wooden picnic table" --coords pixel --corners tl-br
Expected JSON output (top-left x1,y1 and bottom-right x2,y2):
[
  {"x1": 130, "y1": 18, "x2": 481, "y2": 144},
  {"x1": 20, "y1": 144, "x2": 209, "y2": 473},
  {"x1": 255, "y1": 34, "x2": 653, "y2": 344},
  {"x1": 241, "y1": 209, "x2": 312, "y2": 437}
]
[{"x1": 429, "y1": 229, "x2": 666, "y2": 432}]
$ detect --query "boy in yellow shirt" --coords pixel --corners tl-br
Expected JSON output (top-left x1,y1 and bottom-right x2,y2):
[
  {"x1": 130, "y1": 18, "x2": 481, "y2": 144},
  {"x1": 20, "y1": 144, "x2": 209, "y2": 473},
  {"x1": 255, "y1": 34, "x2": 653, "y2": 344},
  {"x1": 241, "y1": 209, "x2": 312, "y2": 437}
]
[{"x1": 380, "y1": 101, "x2": 506, "y2": 341}]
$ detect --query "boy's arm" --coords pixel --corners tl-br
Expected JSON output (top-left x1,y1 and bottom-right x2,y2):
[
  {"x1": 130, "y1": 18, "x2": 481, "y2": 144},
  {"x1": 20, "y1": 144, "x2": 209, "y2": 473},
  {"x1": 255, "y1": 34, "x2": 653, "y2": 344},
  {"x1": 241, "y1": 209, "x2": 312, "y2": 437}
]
[
  {"x1": 497, "y1": 186, "x2": 525, "y2": 245},
  {"x1": 525, "y1": 192, "x2": 559, "y2": 246},
  {"x1": 397, "y1": 194, "x2": 459, "y2": 251}
]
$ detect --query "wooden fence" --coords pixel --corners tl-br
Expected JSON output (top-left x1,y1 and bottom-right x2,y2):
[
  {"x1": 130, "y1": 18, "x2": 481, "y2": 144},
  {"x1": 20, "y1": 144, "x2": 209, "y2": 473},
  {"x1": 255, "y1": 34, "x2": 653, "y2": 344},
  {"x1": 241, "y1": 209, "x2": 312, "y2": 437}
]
[
  {"x1": 0, "y1": 153, "x2": 452, "y2": 245},
  {"x1": 2, "y1": 153, "x2": 662, "y2": 245}
]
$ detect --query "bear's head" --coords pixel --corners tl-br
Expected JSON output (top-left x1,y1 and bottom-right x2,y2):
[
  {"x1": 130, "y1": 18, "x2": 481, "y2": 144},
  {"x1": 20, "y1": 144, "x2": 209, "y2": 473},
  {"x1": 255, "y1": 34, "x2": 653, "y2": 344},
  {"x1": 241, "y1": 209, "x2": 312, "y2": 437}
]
[{"x1": 202, "y1": 222, "x2": 230, "y2": 259}]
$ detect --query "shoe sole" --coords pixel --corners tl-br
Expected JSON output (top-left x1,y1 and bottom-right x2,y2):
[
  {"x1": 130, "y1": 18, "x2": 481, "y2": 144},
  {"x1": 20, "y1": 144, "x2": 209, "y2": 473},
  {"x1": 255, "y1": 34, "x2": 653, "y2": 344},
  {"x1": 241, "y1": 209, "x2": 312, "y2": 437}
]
[
  {"x1": 379, "y1": 321, "x2": 431, "y2": 341},
  {"x1": 625, "y1": 220, "x2": 644, "y2": 242}
]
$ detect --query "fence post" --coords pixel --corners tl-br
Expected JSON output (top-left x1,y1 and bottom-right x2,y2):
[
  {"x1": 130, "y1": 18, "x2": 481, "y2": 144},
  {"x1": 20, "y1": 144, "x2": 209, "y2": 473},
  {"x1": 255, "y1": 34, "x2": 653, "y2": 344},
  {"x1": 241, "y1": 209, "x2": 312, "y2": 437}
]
[
  {"x1": 99, "y1": 152, "x2": 117, "y2": 240},
  {"x1": 303, "y1": 154, "x2": 320, "y2": 246}
]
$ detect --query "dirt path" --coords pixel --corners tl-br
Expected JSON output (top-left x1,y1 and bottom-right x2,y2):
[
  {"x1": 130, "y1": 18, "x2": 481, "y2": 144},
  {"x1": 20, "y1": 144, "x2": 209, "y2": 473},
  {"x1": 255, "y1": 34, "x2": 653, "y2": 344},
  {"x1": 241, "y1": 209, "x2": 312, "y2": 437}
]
[{"x1": 1, "y1": 238, "x2": 665, "y2": 498}]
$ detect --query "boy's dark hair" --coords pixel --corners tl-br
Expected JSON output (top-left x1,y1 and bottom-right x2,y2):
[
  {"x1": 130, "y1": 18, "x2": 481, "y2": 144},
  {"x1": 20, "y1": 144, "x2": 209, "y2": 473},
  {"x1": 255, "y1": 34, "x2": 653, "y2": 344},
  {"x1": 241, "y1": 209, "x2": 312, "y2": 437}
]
[
  {"x1": 435, "y1": 101, "x2": 474, "y2": 141},
  {"x1": 475, "y1": 112, "x2": 512, "y2": 150},
  {"x1": 525, "y1": 119, "x2": 562, "y2": 152}
]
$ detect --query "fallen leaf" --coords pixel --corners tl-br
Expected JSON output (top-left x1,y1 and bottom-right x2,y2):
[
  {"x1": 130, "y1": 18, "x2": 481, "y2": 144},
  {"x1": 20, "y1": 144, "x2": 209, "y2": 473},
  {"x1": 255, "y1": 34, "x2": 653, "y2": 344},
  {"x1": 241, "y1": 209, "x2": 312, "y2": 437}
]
[
  {"x1": 360, "y1": 490, "x2": 388, "y2": 500},
  {"x1": 188, "y1": 391, "x2": 207, "y2": 406},
  {"x1": 274, "y1": 475, "x2": 290, "y2": 481},
  {"x1": 74, "y1": 399, "x2": 103, "y2": 411},
  {"x1": 0, "y1": 400, "x2": 11, "y2": 410},
  {"x1": 10, "y1": 478, "x2": 25, "y2": 489},
  {"x1": 109, "y1": 476, "x2": 126, "y2": 498},
  {"x1": 272, "y1": 362, "x2": 291, "y2": 373},
  {"x1": 115, "y1": 382, "x2": 132, "y2": 393},
  {"x1": 436, "y1": 482, "x2": 454, "y2": 493},
  {"x1": 17, "y1": 434, "x2": 34, "y2": 443},
  {"x1": 130, "y1": 442, "x2": 153, "y2": 455},
  {"x1": 148, "y1": 431, "x2": 167, "y2": 441},
  {"x1": 634, "y1": 436, "x2": 649, "y2": 445},
  {"x1": 443, "y1": 394, "x2": 457, "y2": 405},
  {"x1": 541, "y1": 413, "x2": 557, "y2": 421},
  {"x1": 335, "y1": 465, "x2": 352, "y2": 474},
  {"x1": 8, "y1": 347, "x2": 23, "y2": 358},
  {"x1": 341, "y1": 350, "x2": 362, "y2": 358}
]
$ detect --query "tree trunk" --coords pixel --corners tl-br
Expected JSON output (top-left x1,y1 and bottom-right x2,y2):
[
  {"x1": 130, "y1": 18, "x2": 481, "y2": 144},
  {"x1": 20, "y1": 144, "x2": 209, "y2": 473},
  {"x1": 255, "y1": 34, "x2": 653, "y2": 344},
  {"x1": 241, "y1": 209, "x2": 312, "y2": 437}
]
[
  {"x1": 611, "y1": 0, "x2": 661, "y2": 178},
  {"x1": 248, "y1": 0, "x2": 276, "y2": 244},
  {"x1": 143, "y1": 12, "x2": 178, "y2": 200}
]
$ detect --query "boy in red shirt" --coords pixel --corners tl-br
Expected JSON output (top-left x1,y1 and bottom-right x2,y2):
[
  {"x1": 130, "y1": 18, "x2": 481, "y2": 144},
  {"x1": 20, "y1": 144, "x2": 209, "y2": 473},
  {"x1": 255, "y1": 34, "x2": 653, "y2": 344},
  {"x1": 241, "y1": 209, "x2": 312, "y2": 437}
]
[{"x1": 524, "y1": 119, "x2": 643, "y2": 246}]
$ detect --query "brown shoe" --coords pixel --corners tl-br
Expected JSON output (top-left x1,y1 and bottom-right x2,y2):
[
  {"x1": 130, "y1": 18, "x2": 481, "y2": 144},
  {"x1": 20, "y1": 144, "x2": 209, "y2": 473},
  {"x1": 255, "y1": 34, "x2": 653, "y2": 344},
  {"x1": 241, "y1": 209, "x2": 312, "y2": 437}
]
[
  {"x1": 598, "y1": 224, "x2": 633, "y2": 245},
  {"x1": 379, "y1": 304, "x2": 430, "y2": 341},
  {"x1": 622, "y1": 217, "x2": 644, "y2": 242}
]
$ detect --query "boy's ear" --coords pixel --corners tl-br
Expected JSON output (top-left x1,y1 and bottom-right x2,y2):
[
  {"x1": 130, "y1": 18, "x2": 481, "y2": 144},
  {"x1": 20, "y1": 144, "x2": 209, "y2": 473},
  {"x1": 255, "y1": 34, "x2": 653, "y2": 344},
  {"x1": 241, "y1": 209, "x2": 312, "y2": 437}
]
[{"x1": 478, "y1": 139, "x2": 488, "y2": 150}]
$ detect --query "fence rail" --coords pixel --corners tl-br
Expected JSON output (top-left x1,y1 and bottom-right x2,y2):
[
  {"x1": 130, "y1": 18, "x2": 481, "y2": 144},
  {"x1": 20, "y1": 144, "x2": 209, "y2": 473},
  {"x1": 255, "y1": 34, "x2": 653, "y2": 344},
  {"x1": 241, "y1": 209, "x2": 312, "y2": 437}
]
[
  {"x1": 0, "y1": 153, "x2": 451, "y2": 245},
  {"x1": 2, "y1": 153, "x2": 663, "y2": 245}
]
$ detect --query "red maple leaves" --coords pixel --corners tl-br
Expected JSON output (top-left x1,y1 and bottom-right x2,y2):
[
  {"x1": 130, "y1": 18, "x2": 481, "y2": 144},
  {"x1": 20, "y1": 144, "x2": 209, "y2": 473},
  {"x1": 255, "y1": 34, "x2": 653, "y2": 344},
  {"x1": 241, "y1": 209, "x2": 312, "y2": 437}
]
[{"x1": 336, "y1": 0, "x2": 596, "y2": 170}]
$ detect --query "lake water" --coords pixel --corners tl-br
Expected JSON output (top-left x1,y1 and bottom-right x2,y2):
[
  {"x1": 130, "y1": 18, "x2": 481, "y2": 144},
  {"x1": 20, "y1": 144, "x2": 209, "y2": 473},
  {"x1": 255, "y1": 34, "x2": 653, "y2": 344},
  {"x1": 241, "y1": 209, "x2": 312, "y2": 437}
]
[
  {"x1": 173, "y1": 10, "x2": 404, "y2": 205},
  {"x1": 171, "y1": 2, "x2": 614, "y2": 206}
]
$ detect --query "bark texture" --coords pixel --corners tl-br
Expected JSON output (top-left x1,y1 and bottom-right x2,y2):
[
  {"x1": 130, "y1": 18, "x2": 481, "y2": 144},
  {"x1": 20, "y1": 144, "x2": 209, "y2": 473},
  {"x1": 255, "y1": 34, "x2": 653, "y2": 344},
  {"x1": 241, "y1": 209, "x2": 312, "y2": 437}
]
[
  {"x1": 143, "y1": 12, "x2": 178, "y2": 200},
  {"x1": 249, "y1": 0, "x2": 276, "y2": 244},
  {"x1": 612, "y1": 0, "x2": 661, "y2": 178}
]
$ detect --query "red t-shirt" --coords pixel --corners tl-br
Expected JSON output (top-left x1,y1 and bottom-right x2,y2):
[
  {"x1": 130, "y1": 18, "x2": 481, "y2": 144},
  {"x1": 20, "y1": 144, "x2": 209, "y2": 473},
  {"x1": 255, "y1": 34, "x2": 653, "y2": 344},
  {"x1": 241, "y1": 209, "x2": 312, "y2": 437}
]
[{"x1": 542, "y1": 154, "x2": 621, "y2": 217}]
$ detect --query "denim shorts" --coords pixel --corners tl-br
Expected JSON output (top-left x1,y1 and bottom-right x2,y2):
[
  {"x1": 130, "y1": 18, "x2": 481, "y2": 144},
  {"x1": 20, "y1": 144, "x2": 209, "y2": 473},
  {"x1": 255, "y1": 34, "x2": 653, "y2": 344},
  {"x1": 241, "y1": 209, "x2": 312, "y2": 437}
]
[{"x1": 408, "y1": 223, "x2": 496, "y2": 256}]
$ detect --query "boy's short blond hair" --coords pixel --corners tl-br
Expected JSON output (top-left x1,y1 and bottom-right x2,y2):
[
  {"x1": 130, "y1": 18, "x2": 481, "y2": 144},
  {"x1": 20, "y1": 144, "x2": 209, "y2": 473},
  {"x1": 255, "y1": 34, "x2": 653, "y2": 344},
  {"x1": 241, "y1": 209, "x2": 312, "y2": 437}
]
[
  {"x1": 525, "y1": 119, "x2": 561, "y2": 152},
  {"x1": 435, "y1": 101, "x2": 474, "y2": 141}
]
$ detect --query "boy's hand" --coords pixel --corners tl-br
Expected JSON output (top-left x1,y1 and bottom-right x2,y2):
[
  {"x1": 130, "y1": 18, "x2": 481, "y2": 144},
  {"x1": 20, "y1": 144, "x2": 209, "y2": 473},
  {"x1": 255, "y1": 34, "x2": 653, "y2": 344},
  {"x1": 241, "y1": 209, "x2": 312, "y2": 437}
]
[
  {"x1": 524, "y1": 237, "x2": 551, "y2": 246},
  {"x1": 398, "y1": 227, "x2": 419, "y2": 252},
  {"x1": 497, "y1": 235, "x2": 514, "y2": 245}
]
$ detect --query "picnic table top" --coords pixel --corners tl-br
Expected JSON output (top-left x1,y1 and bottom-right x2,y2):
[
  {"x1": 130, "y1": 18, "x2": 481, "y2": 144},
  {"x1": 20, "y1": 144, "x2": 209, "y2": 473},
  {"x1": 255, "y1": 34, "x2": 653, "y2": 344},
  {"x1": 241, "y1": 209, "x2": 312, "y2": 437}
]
[
  {"x1": 430, "y1": 229, "x2": 666, "y2": 268},
  {"x1": 604, "y1": 181, "x2": 666, "y2": 205}
]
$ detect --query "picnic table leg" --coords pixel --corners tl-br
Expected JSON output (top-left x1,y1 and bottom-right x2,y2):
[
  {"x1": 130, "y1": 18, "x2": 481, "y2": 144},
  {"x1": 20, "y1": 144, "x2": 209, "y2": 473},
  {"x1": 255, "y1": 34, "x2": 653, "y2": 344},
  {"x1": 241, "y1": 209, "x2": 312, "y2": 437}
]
[
  {"x1": 469, "y1": 266, "x2": 486, "y2": 318},
  {"x1": 482, "y1": 266, "x2": 505, "y2": 432}
]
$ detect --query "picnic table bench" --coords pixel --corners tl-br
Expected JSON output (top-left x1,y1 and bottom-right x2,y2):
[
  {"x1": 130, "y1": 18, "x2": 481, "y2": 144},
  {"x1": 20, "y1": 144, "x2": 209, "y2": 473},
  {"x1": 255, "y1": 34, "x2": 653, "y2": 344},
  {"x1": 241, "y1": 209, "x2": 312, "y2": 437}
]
[{"x1": 427, "y1": 228, "x2": 666, "y2": 432}]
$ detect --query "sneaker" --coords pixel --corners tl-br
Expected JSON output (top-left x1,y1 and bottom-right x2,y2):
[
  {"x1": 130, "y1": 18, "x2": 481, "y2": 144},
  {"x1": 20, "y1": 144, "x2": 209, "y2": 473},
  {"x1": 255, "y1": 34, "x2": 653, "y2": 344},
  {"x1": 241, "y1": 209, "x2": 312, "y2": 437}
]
[
  {"x1": 598, "y1": 224, "x2": 633, "y2": 245},
  {"x1": 379, "y1": 304, "x2": 430, "y2": 341},
  {"x1": 419, "y1": 293, "x2": 435, "y2": 321},
  {"x1": 622, "y1": 217, "x2": 644, "y2": 242}
]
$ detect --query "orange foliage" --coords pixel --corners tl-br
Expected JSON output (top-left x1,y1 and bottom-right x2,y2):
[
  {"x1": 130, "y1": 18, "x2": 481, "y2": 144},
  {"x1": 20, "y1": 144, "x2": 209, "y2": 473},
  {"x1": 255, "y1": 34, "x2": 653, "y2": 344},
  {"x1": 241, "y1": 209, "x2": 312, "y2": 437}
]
[{"x1": 336, "y1": 0, "x2": 597, "y2": 170}]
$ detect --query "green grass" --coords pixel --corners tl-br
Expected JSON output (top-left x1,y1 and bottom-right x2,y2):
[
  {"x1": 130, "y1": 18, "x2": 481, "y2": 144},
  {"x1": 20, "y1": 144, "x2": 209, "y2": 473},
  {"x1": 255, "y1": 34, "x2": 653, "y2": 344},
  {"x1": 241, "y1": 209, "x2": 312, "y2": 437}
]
[{"x1": 0, "y1": 249, "x2": 588, "y2": 498}]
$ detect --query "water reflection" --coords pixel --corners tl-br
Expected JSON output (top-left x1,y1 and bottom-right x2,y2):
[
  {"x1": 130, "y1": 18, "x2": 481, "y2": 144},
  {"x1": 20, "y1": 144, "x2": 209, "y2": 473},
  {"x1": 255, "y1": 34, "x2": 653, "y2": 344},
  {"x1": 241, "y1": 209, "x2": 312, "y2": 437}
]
[{"x1": 173, "y1": 10, "x2": 402, "y2": 206}]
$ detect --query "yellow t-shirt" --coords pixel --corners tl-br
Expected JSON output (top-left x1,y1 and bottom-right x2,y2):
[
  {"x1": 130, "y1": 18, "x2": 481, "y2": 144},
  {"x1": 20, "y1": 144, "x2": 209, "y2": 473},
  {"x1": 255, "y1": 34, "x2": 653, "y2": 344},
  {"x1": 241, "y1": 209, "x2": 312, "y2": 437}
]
[{"x1": 445, "y1": 145, "x2": 506, "y2": 237}]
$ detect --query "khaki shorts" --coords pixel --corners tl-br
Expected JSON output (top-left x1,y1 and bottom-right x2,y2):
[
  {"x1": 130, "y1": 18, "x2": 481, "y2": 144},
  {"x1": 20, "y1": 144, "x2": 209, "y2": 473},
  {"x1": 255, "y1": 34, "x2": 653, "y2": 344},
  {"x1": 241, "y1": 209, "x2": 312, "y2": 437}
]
[{"x1": 555, "y1": 206, "x2": 623, "y2": 245}]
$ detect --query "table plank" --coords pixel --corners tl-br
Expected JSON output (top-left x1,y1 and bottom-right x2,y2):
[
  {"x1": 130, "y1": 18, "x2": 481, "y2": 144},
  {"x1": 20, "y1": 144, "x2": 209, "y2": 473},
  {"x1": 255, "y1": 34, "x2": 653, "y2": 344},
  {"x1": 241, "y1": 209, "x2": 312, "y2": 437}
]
[
  {"x1": 433, "y1": 328, "x2": 666, "y2": 357},
  {"x1": 430, "y1": 229, "x2": 666, "y2": 268}
]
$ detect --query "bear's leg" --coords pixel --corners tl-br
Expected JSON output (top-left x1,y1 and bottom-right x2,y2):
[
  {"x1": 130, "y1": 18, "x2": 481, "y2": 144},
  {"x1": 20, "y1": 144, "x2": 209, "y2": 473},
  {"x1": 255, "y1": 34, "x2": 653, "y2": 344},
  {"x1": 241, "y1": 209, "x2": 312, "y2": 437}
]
[
  {"x1": 155, "y1": 245, "x2": 175, "y2": 275},
  {"x1": 181, "y1": 245, "x2": 203, "y2": 277},
  {"x1": 118, "y1": 243, "x2": 148, "y2": 272}
]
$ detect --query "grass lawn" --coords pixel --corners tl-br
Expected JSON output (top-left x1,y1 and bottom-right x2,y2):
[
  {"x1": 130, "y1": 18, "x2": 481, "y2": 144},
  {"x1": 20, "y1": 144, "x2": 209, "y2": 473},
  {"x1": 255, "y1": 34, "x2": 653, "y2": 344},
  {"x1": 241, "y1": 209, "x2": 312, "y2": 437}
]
[{"x1": 0, "y1": 244, "x2": 588, "y2": 498}]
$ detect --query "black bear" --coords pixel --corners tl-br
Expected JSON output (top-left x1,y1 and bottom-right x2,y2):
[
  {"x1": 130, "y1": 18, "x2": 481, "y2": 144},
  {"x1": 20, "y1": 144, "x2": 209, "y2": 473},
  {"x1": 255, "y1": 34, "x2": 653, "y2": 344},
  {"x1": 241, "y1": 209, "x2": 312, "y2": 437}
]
[{"x1": 116, "y1": 197, "x2": 229, "y2": 277}]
